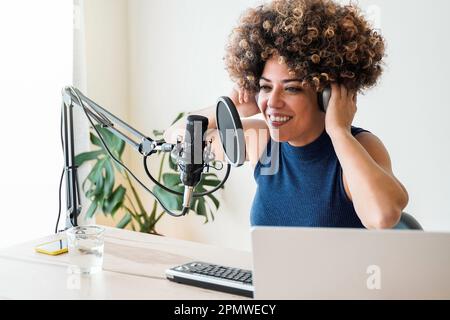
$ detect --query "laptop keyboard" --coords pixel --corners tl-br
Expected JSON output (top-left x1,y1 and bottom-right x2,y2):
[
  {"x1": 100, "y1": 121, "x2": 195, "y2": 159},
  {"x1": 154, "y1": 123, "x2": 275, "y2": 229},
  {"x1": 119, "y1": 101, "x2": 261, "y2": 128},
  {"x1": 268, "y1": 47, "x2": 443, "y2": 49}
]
[
  {"x1": 166, "y1": 261, "x2": 253, "y2": 297},
  {"x1": 191, "y1": 262, "x2": 253, "y2": 283}
]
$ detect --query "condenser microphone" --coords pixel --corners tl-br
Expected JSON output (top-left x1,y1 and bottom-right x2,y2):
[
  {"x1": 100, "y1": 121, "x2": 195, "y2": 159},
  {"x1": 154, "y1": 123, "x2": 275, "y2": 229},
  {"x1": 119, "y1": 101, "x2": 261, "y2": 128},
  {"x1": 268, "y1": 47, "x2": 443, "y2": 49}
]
[{"x1": 179, "y1": 115, "x2": 209, "y2": 214}]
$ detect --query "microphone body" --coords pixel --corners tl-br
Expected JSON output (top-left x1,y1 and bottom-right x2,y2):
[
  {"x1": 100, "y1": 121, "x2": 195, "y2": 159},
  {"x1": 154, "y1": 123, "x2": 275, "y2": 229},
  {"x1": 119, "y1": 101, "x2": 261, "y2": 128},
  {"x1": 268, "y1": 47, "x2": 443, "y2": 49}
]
[{"x1": 179, "y1": 115, "x2": 209, "y2": 213}]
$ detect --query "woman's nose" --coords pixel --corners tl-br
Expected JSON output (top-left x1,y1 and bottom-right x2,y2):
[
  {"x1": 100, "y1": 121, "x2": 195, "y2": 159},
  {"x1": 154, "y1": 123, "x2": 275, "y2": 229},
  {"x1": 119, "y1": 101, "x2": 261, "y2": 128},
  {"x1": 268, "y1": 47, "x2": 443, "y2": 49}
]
[{"x1": 267, "y1": 90, "x2": 284, "y2": 109}]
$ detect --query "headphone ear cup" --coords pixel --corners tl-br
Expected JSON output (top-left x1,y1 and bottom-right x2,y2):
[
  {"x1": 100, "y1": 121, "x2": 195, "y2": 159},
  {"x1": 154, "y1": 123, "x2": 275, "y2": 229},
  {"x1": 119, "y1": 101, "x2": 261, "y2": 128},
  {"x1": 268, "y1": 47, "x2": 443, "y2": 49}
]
[
  {"x1": 317, "y1": 92, "x2": 323, "y2": 112},
  {"x1": 317, "y1": 92, "x2": 325, "y2": 112},
  {"x1": 319, "y1": 86, "x2": 332, "y2": 113}
]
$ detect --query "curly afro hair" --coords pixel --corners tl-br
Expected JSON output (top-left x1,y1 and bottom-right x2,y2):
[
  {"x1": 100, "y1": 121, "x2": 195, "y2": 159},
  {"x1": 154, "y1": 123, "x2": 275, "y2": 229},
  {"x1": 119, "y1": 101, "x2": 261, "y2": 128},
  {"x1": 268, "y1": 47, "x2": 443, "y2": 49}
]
[{"x1": 224, "y1": 0, "x2": 386, "y2": 93}]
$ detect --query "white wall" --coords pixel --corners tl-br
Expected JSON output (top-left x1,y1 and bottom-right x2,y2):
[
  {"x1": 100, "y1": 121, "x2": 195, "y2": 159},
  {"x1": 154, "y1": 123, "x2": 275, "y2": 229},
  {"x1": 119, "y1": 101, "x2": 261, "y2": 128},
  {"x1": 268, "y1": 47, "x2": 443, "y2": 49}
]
[
  {"x1": 74, "y1": 0, "x2": 450, "y2": 251},
  {"x1": 0, "y1": 1, "x2": 72, "y2": 248},
  {"x1": 83, "y1": 0, "x2": 130, "y2": 119}
]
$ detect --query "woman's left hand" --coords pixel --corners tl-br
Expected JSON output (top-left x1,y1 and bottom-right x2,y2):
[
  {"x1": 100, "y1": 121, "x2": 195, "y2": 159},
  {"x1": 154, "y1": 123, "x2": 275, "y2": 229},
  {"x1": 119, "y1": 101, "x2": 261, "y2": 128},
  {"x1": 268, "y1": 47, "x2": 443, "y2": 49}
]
[{"x1": 325, "y1": 83, "x2": 357, "y2": 138}]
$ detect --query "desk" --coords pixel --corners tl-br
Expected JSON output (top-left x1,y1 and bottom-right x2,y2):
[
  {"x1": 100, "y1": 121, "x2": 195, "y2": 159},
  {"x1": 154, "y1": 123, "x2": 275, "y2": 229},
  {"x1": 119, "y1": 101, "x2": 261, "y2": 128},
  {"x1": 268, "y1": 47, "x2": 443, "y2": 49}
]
[{"x1": 0, "y1": 227, "x2": 252, "y2": 299}]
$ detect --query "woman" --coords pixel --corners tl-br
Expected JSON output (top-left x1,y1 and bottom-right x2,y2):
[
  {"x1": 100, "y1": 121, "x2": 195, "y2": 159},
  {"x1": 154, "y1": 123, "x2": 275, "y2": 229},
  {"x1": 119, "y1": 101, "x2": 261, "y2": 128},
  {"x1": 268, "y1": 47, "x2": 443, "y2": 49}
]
[{"x1": 164, "y1": 0, "x2": 408, "y2": 229}]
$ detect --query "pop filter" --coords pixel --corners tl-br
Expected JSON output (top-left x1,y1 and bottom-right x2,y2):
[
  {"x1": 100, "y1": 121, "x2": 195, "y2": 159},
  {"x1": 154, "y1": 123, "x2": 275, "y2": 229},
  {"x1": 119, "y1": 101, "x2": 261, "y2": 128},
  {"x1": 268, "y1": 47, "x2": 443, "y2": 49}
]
[{"x1": 216, "y1": 96, "x2": 246, "y2": 167}]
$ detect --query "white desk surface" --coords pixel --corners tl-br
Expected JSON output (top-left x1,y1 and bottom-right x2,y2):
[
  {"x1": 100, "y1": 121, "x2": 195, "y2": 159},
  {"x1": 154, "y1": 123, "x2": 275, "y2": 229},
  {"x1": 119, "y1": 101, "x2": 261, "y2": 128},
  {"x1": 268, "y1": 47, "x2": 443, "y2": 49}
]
[{"x1": 0, "y1": 227, "x2": 252, "y2": 300}]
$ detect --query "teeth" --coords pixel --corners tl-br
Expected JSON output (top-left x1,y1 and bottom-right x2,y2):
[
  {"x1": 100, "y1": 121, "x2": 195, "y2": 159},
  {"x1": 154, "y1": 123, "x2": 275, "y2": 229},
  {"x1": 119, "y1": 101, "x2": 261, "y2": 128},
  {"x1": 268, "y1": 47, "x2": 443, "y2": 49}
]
[{"x1": 269, "y1": 115, "x2": 291, "y2": 122}]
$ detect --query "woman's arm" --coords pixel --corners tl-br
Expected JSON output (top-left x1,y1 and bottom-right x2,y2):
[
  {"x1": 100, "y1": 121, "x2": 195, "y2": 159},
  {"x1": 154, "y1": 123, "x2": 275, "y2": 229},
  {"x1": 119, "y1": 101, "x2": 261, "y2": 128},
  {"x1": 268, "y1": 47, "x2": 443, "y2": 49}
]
[
  {"x1": 331, "y1": 130, "x2": 409, "y2": 229},
  {"x1": 326, "y1": 84, "x2": 409, "y2": 229},
  {"x1": 163, "y1": 88, "x2": 260, "y2": 144},
  {"x1": 163, "y1": 105, "x2": 215, "y2": 144}
]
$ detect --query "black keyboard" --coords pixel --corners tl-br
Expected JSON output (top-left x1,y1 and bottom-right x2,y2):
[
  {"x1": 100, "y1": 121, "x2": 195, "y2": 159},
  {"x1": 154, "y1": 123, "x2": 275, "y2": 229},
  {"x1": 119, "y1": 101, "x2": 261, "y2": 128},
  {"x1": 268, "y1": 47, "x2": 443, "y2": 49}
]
[{"x1": 165, "y1": 261, "x2": 254, "y2": 298}]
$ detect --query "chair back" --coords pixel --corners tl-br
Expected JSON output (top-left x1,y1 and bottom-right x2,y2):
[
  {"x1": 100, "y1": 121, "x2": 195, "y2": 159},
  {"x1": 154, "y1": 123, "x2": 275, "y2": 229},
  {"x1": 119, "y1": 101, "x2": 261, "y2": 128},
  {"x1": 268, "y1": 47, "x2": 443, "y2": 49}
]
[{"x1": 394, "y1": 212, "x2": 423, "y2": 230}]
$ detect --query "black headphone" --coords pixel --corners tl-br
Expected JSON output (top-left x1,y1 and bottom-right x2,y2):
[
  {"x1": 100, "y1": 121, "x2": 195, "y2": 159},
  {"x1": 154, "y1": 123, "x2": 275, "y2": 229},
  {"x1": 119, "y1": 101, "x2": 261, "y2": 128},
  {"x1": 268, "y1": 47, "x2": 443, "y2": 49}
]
[{"x1": 317, "y1": 85, "x2": 332, "y2": 113}]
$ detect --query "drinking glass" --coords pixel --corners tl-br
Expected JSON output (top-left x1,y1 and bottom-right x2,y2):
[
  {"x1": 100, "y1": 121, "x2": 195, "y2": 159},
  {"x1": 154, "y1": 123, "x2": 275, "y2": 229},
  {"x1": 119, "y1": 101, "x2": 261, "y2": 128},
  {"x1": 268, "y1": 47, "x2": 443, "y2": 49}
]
[{"x1": 67, "y1": 225, "x2": 105, "y2": 274}]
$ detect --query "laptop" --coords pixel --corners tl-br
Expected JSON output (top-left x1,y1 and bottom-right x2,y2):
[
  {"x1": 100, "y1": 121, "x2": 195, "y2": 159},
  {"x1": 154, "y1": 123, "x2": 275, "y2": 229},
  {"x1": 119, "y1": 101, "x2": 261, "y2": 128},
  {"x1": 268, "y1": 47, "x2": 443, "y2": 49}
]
[
  {"x1": 251, "y1": 227, "x2": 450, "y2": 299},
  {"x1": 166, "y1": 227, "x2": 450, "y2": 299}
]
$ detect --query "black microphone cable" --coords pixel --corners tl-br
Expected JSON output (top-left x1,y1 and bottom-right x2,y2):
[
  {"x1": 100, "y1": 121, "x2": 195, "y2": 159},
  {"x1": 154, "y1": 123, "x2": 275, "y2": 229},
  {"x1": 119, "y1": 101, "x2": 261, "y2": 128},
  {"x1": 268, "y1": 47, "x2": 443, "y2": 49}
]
[
  {"x1": 142, "y1": 155, "x2": 230, "y2": 197},
  {"x1": 55, "y1": 167, "x2": 65, "y2": 234},
  {"x1": 55, "y1": 108, "x2": 65, "y2": 233}
]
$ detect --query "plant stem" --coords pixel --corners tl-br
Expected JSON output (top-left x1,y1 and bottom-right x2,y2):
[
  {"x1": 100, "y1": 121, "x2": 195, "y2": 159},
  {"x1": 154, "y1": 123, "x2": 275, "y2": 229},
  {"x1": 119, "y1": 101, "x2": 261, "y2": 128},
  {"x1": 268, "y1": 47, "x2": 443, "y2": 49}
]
[
  {"x1": 149, "y1": 199, "x2": 158, "y2": 223},
  {"x1": 149, "y1": 211, "x2": 166, "y2": 231},
  {"x1": 155, "y1": 211, "x2": 165, "y2": 225},
  {"x1": 123, "y1": 205, "x2": 143, "y2": 229},
  {"x1": 121, "y1": 148, "x2": 171, "y2": 234},
  {"x1": 125, "y1": 194, "x2": 138, "y2": 214}
]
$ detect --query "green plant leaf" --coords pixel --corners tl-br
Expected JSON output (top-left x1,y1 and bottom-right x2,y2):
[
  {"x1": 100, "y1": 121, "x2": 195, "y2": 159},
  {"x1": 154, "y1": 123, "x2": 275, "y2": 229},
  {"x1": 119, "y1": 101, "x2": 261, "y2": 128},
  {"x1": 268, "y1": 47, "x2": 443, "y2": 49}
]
[
  {"x1": 201, "y1": 174, "x2": 224, "y2": 188},
  {"x1": 208, "y1": 205, "x2": 215, "y2": 222},
  {"x1": 85, "y1": 201, "x2": 98, "y2": 219},
  {"x1": 195, "y1": 183, "x2": 220, "y2": 210},
  {"x1": 162, "y1": 173, "x2": 182, "y2": 187},
  {"x1": 194, "y1": 184, "x2": 206, "y2": 193},
  {"x1": 93, "y1": 172, "x2": 105, "y2": 197},
  {"x1": 97, "y1": 198, "x2": 104, "y2": 213},
  {"x1": 153, "y1": 185, "x2": 183, "y2": 211},
  {"x1": 112, "y1": 160, "x2": 125, "y2": 174},
  {"x1": 90, "y1": 131, "x2": 103, "y2": 147},
  {"x1": 95, "y1": 126, "x2": 114, "y2": 148},
  {"x1": 92, "y1": 125, "x2": 125, "y2": 159},
  {"x1": 83, "y1": 151, "x2": 124, "y2": 213},
  {"x1": 86, "y1": 189, "x2": 95, "y2": 199},
  {"x1": 199, "y1": 178, "x2": 221, "y2": 187},
  {"x1": 201, "y1": 173, "x2": 220, "y2": 178},
  {"x1": 190, "y1": 185, "x2": 218, "y2": 221},
  {"x1": 83, "y1": 158, "x2": 107, "y2": 198},
  {"x1": 85, "y1": 158, "x2": 107, "y2": 183},
  {"x1": 203, "y1": 200, "x2": 215, "y2": 222},
  {"x1": 116, "y1": 139, "x2": 125, "y2": 158},
  {"x1": 104, "y1": 185, "x2": 126, "y2": 216},
  {"x1": 206, "y1": 193, "x2": 220, "y2": 210},
  {"x1": 116, "y1": 212, "x2": 132, "y2": 229},
  {"x1": 171, "y1": 112, "x2": 185, "y2": 126},
  {"x1": 168, "y1": 153, "x2": 178, "y2": 171},
  {"x1": 195, "y1": 198, "x2": 208, "y2": 223},
  {"x1": 75, "y1": 150, "x2": 105, "y2": 166},
  {"x1": 103, "y1": 159, "x2": 115, "y2": 198}
]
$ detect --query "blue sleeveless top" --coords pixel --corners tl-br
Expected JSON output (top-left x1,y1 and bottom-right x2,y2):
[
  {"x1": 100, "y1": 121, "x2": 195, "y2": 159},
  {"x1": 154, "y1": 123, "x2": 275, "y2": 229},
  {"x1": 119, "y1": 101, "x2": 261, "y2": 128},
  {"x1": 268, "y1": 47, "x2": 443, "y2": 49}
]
[{"x1": 250, "y1": 126, "x2": 369, "y2": 228}]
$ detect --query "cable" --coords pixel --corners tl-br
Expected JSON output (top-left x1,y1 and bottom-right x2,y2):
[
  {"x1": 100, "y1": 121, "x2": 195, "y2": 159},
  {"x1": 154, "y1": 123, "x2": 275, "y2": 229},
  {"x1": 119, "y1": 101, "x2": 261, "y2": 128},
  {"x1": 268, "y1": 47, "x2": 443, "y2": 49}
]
[
  {"x1": 55, "y1": 167, "x2": 65, "y2": 234},
  {"x1": 57, "y1": 100, "x2": 83, "y2": 231},
  {"x1": 68, "y1": 87, "x2": 186, "y2": 217},
  {"x1": 143, "y1": 156, "x2": 230, "y2": 197},
  {"x1": 56, "y1": 107, "x2": 65, "y2": 233}
]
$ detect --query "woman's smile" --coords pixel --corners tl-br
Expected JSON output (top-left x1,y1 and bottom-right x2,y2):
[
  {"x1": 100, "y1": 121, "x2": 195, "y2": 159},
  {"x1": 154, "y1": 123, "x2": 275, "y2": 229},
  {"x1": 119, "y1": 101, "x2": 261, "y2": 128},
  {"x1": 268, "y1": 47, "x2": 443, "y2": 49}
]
[{"x1": 267, "y1": 113, "x2": 294, "y2": 128}]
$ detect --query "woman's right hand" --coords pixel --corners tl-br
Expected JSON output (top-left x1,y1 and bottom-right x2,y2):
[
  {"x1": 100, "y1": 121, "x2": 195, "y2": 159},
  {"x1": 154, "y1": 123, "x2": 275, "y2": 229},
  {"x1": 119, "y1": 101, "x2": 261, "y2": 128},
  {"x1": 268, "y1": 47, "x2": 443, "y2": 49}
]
[{"x1": 229, "y1": 86, "x2": 261, "y2": 118}]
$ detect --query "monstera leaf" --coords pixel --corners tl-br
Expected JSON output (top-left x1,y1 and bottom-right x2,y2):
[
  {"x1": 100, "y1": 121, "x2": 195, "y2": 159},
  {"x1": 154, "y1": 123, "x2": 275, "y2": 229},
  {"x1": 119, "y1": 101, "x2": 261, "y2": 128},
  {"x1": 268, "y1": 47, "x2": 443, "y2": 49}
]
[
  {"x1": 76, "y1": 125, "x2": 126, "y2": 220},
  {"x1": 153, "y1": 172, "x2": 223, "y2": 223}
]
